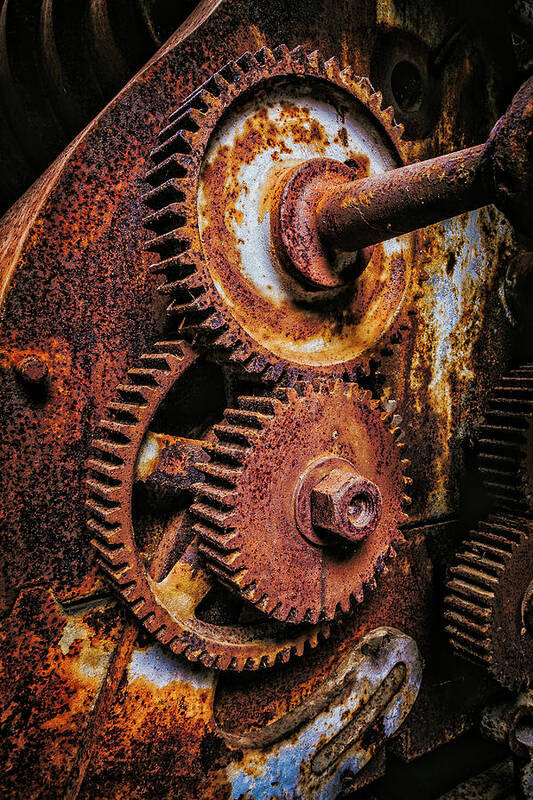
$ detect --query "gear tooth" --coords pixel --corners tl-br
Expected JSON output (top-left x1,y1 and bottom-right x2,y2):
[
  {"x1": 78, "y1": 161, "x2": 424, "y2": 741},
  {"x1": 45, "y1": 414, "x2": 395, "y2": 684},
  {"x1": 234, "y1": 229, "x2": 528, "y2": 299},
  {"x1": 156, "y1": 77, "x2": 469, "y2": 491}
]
[
  {"x1": 382, "y1": 104, "x2": 395, "y2": 123},
  {"x1": 195, "y1": 523, "x2": 241, "y2": 553},
  {"x1": 303, "y1": 48, "x2": 325, "y2": 73},
  {"x1": 445, "y1": 514, "x2": 532, "y2": 689},
  {"x1": 320, "y1": 623, "x2": 331, "y2": 641},
  {"x1": 352, "y1": 586, "x2": 365, "y2": 605},
  {"x1": 324, "y1": 57, "x2": 341, "y2": 80},
  {"x1": 390, "y1": 413, "x2": 403, "y2": 429},
  {"x1": 255, "y1": 45, "x2": 276, "y2": 66},
  {"x1": 340, "y1": 66, "x2": 355, "y2": 83},
  {"x1": 277, "y1": 648, "x2": 292, "y2": 664},
  {"x1": 356, "y1": 75, "x2": 374, "y2": 93},
  {"x1": 337, "y1": 597, "x2": 350, "y2": 616},
  {"x1": 262, "y1": 362, "x2": 285, "y2": 383},
  {"x1": 189, "y1": 498, "x2": 237, "y2": 531},
  {"x1": 273, "y1": 44, "x2": 291, "y2": 63},
  {"x1": 235, "y1": 51, "x2": 257, "y2": 73},
  {"x1": 289, "y1": 44, "x2": 308, "y2": 63},
  {"x1": 295, "y1": 640, "x2": 306, "y2": 657},
  {"x1": 277, "y1": 386, "x2": 297, "y2": 404},
  {"x1": 393, "y1": 121, "x2": 405, "y2": 142}
]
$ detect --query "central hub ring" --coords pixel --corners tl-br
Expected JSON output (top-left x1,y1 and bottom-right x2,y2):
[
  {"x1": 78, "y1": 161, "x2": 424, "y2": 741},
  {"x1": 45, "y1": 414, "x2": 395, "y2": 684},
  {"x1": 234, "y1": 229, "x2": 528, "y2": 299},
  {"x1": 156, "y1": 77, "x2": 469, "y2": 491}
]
[{"x1": 272, "y1": 158, "x2": 369, "y2": 290}]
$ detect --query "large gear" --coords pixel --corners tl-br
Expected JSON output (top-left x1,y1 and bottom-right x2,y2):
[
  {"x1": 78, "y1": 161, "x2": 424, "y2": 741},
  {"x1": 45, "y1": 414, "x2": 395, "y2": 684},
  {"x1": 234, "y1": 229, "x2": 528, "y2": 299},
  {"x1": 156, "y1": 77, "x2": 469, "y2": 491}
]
[
  {"x1": 191, "y1": 380, "x2": 410, "y2": 624},
  {"x1": 85, "y1": 340, "x2": 329, "y2": 671},
  {"x1": 478, "y1": 364, "x2": 533, "y2": 513},
  {"x1": 143, "y1": 44, "x2": 410, "y2": 382},
  {"x1": 444, "y1": 514, "x2": 533, "y2": 690}
]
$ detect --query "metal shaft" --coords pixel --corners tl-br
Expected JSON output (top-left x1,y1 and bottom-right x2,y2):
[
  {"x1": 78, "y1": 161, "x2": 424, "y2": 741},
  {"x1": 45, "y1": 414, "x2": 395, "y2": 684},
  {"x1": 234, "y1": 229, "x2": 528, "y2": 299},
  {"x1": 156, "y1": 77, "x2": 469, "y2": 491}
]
[
  {"x1": 274, "y1": 77, "x2": 531, "y2": 291},
  {"x1": 315, "y1": 144, "x2": 491, "y2": 252}
]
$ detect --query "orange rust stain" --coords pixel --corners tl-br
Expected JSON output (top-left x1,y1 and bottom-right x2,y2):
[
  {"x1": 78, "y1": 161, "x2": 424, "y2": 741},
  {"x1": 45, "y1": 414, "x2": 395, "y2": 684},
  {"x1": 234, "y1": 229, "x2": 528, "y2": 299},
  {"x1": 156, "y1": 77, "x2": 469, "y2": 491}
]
[{"x1": 0, "y1": 589, "x2": 123, "y2": 797}]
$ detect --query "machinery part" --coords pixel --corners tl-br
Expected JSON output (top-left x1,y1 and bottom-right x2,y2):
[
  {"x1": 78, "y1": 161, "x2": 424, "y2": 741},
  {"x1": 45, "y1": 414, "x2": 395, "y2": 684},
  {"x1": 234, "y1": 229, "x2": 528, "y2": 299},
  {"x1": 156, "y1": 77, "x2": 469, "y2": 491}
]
[
  {"x1": 485, "y1": 74, "x2": 533, "y2": 246},
  {"x1": 275, "y1": 75, "x2": 532, "y2": 280},
  {"x1": 192, "y1": 381, "x2": 410, "y2": 624},
  {"x1": 143, "y1": 44, "x2": 409, "y2": 380},
  {"x1": 444, "y1": 513, "x2": 533, "y2": 690},
  {"x1": 219, "y1": 627, "x2": 422, "y2": 800},
  {"x1": 0, "y1": 0, "x2": 199, "y2": 216},
  {"x1": 14, "y1": 354, "x2": 48, "y2": 386},
  {"x1": 481, "y1": 692, "x2": 533, "y2": 800},
  {"x1": 309, "y1": 466, "x2": 383, "y2": 544},
  {"x1": 478, "y1": 364, "x2": 533, "y2": 513},
  {"x1": 85, "y1": 339, "x2": 328, "y2": 671},
  {"x1": 0, "y1": 0, "x2": 526, "y2": 795}
]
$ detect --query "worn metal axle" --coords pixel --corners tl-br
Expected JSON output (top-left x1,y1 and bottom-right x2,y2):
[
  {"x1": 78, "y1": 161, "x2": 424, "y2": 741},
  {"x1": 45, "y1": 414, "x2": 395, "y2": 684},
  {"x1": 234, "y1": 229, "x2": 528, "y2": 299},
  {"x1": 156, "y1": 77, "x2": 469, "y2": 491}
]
[{"x1": 275, "y1": 76, "x2": 533, "y2": 290}]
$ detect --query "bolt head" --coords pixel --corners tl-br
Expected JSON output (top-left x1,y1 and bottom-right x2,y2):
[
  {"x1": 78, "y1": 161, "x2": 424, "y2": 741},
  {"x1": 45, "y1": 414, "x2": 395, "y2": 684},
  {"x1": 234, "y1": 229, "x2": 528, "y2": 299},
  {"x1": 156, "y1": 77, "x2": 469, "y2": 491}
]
[
  {"x1": 16, "y1": 355, "x2": 48, "y2": 385},
  {"x1": 310, "y1": 467, "x2": 382, "y2": 544}
]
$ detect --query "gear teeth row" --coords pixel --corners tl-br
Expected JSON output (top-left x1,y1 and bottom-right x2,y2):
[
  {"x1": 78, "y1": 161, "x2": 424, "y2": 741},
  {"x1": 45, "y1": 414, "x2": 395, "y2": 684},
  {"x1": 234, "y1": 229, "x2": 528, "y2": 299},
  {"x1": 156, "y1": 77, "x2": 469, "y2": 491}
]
[
  {"x1": 192, "y1": 381, "x2": 410, "y2": 624},
  {"x1": 142, "y1": 44, "x2": 406, "y2": 382},
  {"x1": 444, "y1": 513, "x2": 532, "y2": 689},
  {"x1": 478, "y1": 366, "x2": 533, "y2": 513},
  {"x1": 86, "y1": 341, "x2": 329, "y2": 671}
]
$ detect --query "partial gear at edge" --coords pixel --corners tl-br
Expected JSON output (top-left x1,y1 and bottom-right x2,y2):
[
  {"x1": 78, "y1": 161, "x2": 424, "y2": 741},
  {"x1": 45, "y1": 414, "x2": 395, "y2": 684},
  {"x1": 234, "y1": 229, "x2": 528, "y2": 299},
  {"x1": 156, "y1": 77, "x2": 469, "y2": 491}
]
[
  {"x1": 444, "y1": 513, "x2": 533, "y2": 690},
  {"x1": 142, "y1": 43, "x2": 408, "y2": 382}
]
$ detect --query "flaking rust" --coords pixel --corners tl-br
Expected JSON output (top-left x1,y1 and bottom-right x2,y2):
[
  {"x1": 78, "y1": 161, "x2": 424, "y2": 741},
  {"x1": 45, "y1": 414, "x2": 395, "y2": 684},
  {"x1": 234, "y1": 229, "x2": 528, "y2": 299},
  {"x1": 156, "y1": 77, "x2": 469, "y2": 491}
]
[{"x1": 0, "y1": 0, "x2": 528, "y2": 798}]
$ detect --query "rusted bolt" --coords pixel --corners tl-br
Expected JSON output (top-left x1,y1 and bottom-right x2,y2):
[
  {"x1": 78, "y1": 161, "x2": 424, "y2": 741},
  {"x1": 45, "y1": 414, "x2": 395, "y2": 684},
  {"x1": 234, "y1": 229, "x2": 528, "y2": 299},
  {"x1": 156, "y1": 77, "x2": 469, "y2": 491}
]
[
  {"x1": 15, "y1": 355, "x2": 48, "y2": 386},
  {"x1": 310, "y1": 467, "x2": 382, "y2": 544}
]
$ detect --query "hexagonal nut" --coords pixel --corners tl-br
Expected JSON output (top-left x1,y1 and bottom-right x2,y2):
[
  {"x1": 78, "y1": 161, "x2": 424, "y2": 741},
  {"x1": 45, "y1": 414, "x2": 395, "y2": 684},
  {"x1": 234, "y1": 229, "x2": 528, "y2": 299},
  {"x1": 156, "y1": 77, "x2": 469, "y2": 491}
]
[{"x1": 310, "y1": 468, "x2": 382, "y2": 544}]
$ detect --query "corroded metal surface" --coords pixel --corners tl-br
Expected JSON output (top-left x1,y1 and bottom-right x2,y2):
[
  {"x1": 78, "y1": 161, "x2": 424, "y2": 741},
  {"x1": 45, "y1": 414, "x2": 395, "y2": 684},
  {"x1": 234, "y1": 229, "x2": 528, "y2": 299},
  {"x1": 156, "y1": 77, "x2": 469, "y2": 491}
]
[
  {"x1": 144, "y1": 45, "x2": 409, "y2": 380},
  {"x1": 0, "y1": 0, "x2": 527, "y2": 797},
  {"x1": 445, "y1": 514, "x2": 533, "y2": 690},
  {"x1": 277, "y1": 76, "x2": 532, "y2": 279},
  {"x1": 86, "y1": 339, "x2": 330, "y2": 670},
  {"x1": 0, "y1": 589, "x2": 126, "y2": 797},
  {"x1": 193, "y1": 381, "x2": 409, "y2": 624},
  {"x1": 478, "y1": 364, "x2": 533, "y2": 513},
  {"x1": 218, "y1": 627, "x2": 422, "y2": 800},
  {"x1": 0, "y1": 0, "x2": 199, "y2": 216}
]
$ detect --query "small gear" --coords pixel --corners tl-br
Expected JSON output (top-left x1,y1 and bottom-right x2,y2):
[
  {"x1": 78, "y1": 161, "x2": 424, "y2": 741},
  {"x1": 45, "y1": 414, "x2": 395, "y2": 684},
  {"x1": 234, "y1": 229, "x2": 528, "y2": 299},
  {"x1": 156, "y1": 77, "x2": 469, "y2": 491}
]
[
  {"x1": 191, "y1": 381, "x2": 410, "y2": 624},
  {"x1": 444, "y1": 514, "x2": 533, "y2": 689},
  {"x1": 85, "y1": 340, "x2": 328, "y2": 671},
  {"x1": 478, "y1": 365, "x2": 533, "y2": 512},
  {"x1": 143, "y1": 44, "x2": 409, "y2": 382}
]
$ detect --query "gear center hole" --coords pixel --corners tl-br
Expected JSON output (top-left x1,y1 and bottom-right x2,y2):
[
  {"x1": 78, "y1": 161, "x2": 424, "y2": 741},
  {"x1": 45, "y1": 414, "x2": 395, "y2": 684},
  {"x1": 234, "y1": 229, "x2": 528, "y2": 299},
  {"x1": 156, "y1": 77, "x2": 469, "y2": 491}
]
[{"x1": 348, "y1": 492, "x2": 376, "y2": 529}]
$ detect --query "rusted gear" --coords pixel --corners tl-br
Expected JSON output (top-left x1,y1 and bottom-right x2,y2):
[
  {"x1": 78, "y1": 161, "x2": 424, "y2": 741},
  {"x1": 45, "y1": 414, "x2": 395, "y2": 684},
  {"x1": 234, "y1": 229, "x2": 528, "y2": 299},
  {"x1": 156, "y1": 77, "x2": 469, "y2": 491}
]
[
  {"x1": 143, "y1": 44, "x2": 409, "y2": 382},
  {"x1": 191, "y1": 381, "x2": 410, "y2": 624},
  {"x1": 478, "y1": 365, "x2": 533, "y2": 513},
  {"x1": 444, "y1": 514, "x2": 533, "y2": 690},
  {"x1": 85, "y1": 340, "x2": 328, "y2": 671}
]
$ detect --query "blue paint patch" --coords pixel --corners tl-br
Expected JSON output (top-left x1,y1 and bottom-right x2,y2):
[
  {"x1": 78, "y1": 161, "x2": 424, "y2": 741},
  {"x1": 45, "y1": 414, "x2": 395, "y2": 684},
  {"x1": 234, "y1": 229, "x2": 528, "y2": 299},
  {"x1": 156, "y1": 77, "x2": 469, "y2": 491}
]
[{"x1": 128, "y1": 643, "x2": 213, "y2": 690}]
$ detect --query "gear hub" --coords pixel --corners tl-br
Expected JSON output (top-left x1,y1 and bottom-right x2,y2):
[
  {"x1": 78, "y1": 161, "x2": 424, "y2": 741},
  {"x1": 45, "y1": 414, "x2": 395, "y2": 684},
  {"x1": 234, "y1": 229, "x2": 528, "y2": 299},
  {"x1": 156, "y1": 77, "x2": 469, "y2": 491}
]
[
  {"x1": 85, "y1": 341, "x2": 330, "y2": 671},
  {"x1": 143, "y1": 44, "x2": 410, "y2": 381}
]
